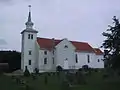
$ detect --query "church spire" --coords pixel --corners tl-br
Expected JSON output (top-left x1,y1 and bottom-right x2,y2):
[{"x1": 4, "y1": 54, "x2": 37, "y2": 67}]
[
  {"x1": 25, "y1": 5, "x2": 34, "y2": 29},
  {"x1": 28, "y1": 5, "x2": 31, "y2": 22}
]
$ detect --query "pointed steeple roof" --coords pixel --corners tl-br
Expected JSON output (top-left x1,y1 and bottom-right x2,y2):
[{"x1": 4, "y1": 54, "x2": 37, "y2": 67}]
[
  {"x1": 21, "y1": 5, "x2": 38, "y2": 34},
  {"x1": 28, "y1": 5, "x2": 32, "y2": 22},
  {"x1": 25, "y1": 5, "x2": 34, "y2": 28},
  {"x1": 28, "y1": 11, "x2": 31, "y2": 22}
]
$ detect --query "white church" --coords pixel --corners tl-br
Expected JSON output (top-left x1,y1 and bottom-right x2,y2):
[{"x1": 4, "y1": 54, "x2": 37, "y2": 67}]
[{"x1": 21, "y1": 6, "x2": 104, "y2": 73}]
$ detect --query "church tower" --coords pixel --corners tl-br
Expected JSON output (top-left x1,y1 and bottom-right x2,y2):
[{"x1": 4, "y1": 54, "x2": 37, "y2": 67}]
[{"x1": 21, "y1": 5, "x2": 38, "y2": 72}]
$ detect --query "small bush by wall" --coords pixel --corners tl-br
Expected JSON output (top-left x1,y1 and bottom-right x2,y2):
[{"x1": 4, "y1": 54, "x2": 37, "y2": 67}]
[{"x1": 24, "y1": 66, "x2": 30, "y2": 77}]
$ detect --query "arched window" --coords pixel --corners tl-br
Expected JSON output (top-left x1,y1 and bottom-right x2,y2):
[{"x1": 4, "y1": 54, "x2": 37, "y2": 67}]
[
  {"x1": 87, "y1": 55, "x2": 90, "y2": 63},
  {"x1": 75, "y1": 54, "x2": 78, "y2": 63}
]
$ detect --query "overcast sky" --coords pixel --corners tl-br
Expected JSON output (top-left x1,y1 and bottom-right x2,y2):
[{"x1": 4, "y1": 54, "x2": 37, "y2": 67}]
[{"x1": 0, "y1": 0, "x2": 120, "y2": 51}]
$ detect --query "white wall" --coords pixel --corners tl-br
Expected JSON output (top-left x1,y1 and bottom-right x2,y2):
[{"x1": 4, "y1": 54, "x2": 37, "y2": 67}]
[
  {"x1": 21, "y1": 34, "x2": 24, "y2": 70},
  {"x1": 75, "y1": 52, "x2": 95, "y2": 69},
  {"x1": 34, "y1": 41, "x2": 40, "y2": 69},
  {"x1": 21, "y1": 33, "x2": 104, "y2": 73},
  {"x1": 38, "y1": 49, "x2": 55, "y2": 72},
  {"x1": 75, "y1": 52, "x2": 104, "y2": 69},
  {"x1": 21, "y1": 32, "x2": 37, "y2": 72},
  {"x1": 55, "y1": 39, "x2": 76, "y2": 69},
  {"x1": 94, "y1": 55, "x2": 104, "y2": 68}
]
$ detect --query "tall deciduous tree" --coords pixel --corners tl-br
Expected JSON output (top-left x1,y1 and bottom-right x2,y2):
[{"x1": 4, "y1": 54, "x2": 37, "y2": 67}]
[{"x1": 102, "y1": 16, "x2": 120, "y2": 69}]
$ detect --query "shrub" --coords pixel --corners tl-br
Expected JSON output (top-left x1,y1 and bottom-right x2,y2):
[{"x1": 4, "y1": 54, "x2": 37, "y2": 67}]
[
  {"x1": 82, "y1": 65, "x2": 89, "y2": 71},
  {"x1": 52, "y1": 72, "x2": 56, "y2": 76},
  {"x1": 56, "y1": 66, "x2": 63, "y2": 72},
  {"x1": 94, "y1": 69, "x2": 98, "y2": 72},
  {"x1": 102, "y1": 73, "x2": 109, "y2": 79},
  {"x1": 118, "y1": 71, "x2": 120, "y2": 76},
  {"x1": 56, "y1": 66, "x2": 63, "y2": 79},
  {"x1": 15, "y1": 77, "x2": 21, "y2": 84},
  {"x1": 61, "y1": 80, "x2": 70, "y2": 90},
  {"x1": 48, "y1": 72, "x2": 51, "y2": 76},
  {"x1": 44, "y1": 75, "x2": 48, "y2": 85},
  {"x1": 34, "y1": 68, "x2": 39, "y2": 74},
  {"x1": 66, "y1": 73, "x2": 74, "y2": 83},
  {"x1": 24, "y1": 66, "x2": 30, "y2": 77},
  {"x1": 25, "y1": 84, "x2": 33, "y2": 90},
  {"x1": 76, "y1": 70, "x2": 86, "y2": 85},
  {"x1": 78, "y1": 68, "x2": 82, "y2": 71},
  {"x1": 31, "y1": 74, "x2": 37, "y2": 80}
]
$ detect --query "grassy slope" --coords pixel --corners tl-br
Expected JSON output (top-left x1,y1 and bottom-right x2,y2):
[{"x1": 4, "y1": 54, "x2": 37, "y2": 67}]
[{"x1": 0, "y1": 72, "x2": 120, "y2": 90}]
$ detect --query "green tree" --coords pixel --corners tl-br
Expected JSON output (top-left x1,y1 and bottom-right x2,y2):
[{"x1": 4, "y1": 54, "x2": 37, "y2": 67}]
[
  {"x1": 102, "y1": 16, "x2": 120, "y2": 69},
  {"x1": 0, "y1": 50, "x2": 21, "y2": 72}
]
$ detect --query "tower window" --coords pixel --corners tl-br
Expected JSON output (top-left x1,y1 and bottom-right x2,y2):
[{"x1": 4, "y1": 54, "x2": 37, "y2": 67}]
[
  {"x1": 29, "y1": 60, "x2": 31, "y2": 65},
  {"x1": 44, "y1": 58, "x2": 47, "y2": 64},
  {"x1": 28, "y1": 34, "x2": 33, "y2": 39},
  {"x1": 31, "y1": 34, "x2": 33, "y2": 39},
  {"x1": 44, "y1": 51, "x2": 47, "y2": 55},
  {"x1": 87, "y1": 55, "x2": 90, "y2": 63},
  {"x1": 29, "y1": 50, "x2": 32, "y2": 55},
  {"x1": 75, "y1": 54, "x2": 78, "y2": 63},
  {"x1": 28, "y1": 34, "x2": 31, "y2": 39}
]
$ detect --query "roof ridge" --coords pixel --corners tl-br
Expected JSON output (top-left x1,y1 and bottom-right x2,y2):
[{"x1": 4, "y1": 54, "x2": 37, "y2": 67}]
[
  {"x1": 93, "y1": 48, "x2": 99, "y2": 49},
  {"x1": 37, "y1": 37, "x2": 90, "y2": 44},
  {"x1": 37, "y1": 37, "x2": 96, "y2": 52},
  {"x1": 37, "y1": 37, "x2": 61, "y2": 41},
  {"x1": 71, "y1": 40, "x2": 88, "y2": 44}
]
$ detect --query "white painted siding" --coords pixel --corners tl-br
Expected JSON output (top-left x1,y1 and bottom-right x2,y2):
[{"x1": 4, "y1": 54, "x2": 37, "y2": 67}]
[
  {"x1": 21, "y1": 34, "x2": 104, "y2": 73},
  {"x1": 75, "y1": 52, "x2": 95, "y2": 69},
  {"x1": 75, "y1": 52, "x2": 104, "y2": 69},
  {"x1": 34, "y1": 41, "x2": 39, "y2": 69},
  {"x1": 95, "y1": 55, "x2": 104, "y2": 68},
  {"x1": 21, "y1": 32, "x2": 37, "y2": 72},
  {"x1": 55, "y1": 39, "x2": 76, "y2": 69},
  {"x1": 38, "y1": 49, "x2": 54, "y2": 72}
]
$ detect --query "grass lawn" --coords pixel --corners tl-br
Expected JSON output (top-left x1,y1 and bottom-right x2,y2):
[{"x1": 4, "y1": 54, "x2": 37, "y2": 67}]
[{"x1": 0, "y1": 71, "x2": 120, "y2": 90}]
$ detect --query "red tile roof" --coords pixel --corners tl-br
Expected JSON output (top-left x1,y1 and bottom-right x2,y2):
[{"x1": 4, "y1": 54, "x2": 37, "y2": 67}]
[
  {"x1": 71, "y1": 41, "x2": 94, "y2": 52},
  {"x1": 37, "y1": 37, "x2": 95, "y2": 52},
  {"x1": 94, "y1": 48, "x2": 103, "y2": 55},
  {"x1": 37, "y1": 37, "x2": 61, "y2": 50}
]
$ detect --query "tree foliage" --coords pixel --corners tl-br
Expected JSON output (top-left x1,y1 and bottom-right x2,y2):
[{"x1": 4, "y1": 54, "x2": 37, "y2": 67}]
[
  {"x1": 0, "y1": 50, "x2": 21, "y2": 72},
  {"x1": 102, "y1": 16, "x2": 120, "y2": 69},
  {"x1": 56, "y1": 65, "x2": 63, "y2": 72}
]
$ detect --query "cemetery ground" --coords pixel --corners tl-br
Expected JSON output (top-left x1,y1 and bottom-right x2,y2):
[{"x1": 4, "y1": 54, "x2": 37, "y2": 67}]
[{"x1": 0, "y1": 70, "x2": 120, "y2": 90}]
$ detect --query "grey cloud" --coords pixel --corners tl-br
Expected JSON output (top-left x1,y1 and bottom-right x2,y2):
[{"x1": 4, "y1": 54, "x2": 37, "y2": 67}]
[
  {"x1": 0, "y1": 0, "x2": 11, "y2": 2},
  {"x1": 24, "y1": 0, "x2": 32, "y2": 1},
  {"x1": 1, "y1": 0, "x2": 120, "y2": 51},
  {"x1": 0, "y1": 0, "x2": 30, "y2": 2}
]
